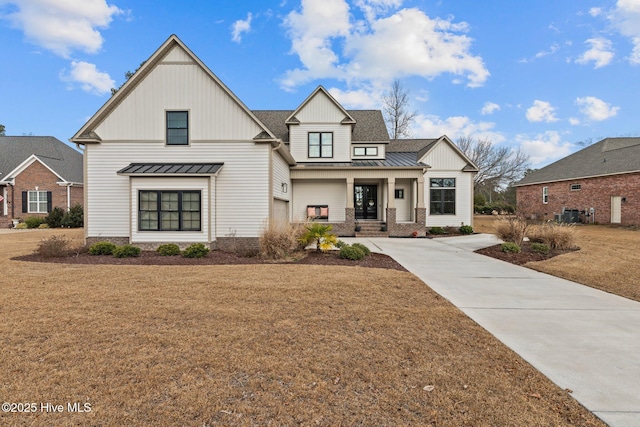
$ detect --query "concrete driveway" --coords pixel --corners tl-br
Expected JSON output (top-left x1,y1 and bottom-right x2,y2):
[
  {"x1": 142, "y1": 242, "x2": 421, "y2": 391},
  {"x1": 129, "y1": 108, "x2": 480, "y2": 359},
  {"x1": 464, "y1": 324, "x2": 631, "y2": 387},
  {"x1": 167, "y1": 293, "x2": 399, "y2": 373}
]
[{"x1": 344, "y1": 234, "x2": 640, "y2": 427}]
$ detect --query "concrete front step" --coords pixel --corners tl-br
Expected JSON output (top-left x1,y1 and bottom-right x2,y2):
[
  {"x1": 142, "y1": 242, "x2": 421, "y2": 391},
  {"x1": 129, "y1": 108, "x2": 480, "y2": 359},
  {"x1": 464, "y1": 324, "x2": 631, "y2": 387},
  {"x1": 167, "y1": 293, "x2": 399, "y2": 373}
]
[{"x1": 355, "y1": 231, "x2": 389, "y2": 237}]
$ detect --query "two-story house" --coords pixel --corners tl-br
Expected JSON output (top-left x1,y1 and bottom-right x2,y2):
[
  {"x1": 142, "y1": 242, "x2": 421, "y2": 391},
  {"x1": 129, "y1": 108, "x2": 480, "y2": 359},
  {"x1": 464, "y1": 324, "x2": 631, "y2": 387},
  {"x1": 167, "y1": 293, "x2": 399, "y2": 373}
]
[{"x1": 71, "y1": 35, "x2": 476, "y2": 250}]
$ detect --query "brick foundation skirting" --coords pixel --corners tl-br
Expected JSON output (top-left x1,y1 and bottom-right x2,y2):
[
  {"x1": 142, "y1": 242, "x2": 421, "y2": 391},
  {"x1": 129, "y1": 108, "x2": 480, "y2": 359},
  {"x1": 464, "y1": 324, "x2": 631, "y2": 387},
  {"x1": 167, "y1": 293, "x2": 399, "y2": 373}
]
[{"x1": 387, "y1": 207, "x2": 426, "y2": 237}]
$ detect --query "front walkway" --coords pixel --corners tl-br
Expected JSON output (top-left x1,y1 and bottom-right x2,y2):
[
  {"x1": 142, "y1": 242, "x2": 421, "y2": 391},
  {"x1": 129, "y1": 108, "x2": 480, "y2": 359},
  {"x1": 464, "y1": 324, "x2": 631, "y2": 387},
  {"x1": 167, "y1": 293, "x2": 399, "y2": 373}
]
[{"x1": 344, "y1": 235, "x2": 640, "y2": 427}]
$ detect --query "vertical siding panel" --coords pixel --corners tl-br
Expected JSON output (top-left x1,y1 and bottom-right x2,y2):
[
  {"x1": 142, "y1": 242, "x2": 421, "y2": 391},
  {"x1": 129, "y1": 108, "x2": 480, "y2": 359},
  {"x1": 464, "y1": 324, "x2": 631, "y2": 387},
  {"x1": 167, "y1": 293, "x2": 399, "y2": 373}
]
[
  {"x1": 289, "y1": 124, "x2": 351, "y2": 162},
  {"x1": 292, "y1": 180, "x2": 346, "y2": 221}
]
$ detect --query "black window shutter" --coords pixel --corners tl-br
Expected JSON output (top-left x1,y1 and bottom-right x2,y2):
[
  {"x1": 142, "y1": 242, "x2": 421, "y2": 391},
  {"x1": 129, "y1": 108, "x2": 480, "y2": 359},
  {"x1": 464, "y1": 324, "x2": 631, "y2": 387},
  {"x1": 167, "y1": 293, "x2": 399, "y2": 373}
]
[
  {"x1": 22, "y1": 191, "x2": 28, "y2": 213},
  {"x1": 47, "y1": 191, "x2": 52, "y2": 213}
]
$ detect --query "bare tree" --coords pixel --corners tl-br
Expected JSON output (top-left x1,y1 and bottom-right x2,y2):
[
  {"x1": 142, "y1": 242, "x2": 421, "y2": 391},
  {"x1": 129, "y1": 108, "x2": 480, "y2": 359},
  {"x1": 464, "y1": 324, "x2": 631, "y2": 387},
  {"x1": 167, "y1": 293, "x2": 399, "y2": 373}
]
[
  {"x1": 382, "y1": 80, "x2": 417, "y2": 139},
  {"x1": 457, "y1": 136, "x2": 530, "y2": 199}
]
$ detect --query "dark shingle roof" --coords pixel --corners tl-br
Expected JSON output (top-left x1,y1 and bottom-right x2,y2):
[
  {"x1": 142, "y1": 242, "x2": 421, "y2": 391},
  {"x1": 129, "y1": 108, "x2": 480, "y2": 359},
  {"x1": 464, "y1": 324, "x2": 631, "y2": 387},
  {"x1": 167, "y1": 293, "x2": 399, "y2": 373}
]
[
  {"x1": 252, "y1": 110, "x2": 390, "y2": 143},
  {"x1": 516, "y1": 137, "x2": 640, "y2": 186},
  {"x1": 0, "y1": 136, "x2": 83, "y2": 183},
  {"x1": 293, "y1": 152, "x2": 427, "y2": 168},
  {"x1": 117, "y1": 163, "x2": 223, "y2": 175}
]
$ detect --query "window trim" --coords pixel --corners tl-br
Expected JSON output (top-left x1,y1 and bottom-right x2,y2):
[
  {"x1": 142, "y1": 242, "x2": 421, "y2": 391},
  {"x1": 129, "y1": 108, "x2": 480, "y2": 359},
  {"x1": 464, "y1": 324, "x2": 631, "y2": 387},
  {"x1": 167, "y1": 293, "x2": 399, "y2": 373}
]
[
  {"x1": 542, "y1": 186, "x2": 549, "y2": 204},
  {"x1": 354, "y1": 146, "x2": 378, "y2": 157},
  {"x1": 308, "y1": 132, "x2": 334, "y2": 158},
  {"x1": 27, "y1": 190, "x2": 49, "y2": 213},
  {"x1": 429, "y1": 178, "x2": 456, "y2": 215},
  {"x1": 138, "y1": 190, "x2": 201, "y2": 232},
  {"x1": 570, "y1": 184, "x2": 581, "y2": 191},
  {"x1": 166, "y1": 110, "x2": 189, "y2": 146}
]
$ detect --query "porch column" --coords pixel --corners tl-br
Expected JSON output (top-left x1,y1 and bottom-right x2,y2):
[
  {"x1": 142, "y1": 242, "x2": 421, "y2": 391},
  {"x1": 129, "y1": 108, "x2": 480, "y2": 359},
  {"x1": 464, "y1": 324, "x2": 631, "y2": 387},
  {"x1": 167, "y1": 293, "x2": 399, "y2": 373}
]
[
  {"x1": 417, "y1": 176, "x2": 425, "y2": 208},
  {"x1": 346, "y1": 178, "x2": 354, "y2": 208},
  {"x1": 387, "y1": 177, "x2": 395, "y2": 209}
]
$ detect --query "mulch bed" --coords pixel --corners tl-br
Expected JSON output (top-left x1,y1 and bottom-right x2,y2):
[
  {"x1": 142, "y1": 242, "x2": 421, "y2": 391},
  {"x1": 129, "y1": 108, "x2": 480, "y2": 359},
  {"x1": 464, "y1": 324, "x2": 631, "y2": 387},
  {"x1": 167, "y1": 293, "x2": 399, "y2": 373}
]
[
  {"x1": 475, "y1": 242, "x2": 578, "y2": 265},
  {"x1": 13, "y1": 250, "x2": 408, "y2": 271}
]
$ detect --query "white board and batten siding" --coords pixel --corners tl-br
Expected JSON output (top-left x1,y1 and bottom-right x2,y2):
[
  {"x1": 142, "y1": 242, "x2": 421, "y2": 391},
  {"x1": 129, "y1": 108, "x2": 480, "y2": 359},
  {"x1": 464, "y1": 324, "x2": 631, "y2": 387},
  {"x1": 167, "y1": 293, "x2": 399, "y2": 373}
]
[
  {"x1": 421, "y1": 140, "x2": 474, "y2": 227},
  {"x1": 86, "y1": 141, "x2": 271, "y2": 241},
  {"x1": 94, "y1": 45, "x2": 264, "y2": 142},
  {"x1": 292, "y1": 180, "x2": 346, "y2": 222},
  {"x1": 394, "y1": 178, "x2": 413, "y2": 222},
  {"x1": 272, "y1": 151, "x2": 292, "y2": 222}
]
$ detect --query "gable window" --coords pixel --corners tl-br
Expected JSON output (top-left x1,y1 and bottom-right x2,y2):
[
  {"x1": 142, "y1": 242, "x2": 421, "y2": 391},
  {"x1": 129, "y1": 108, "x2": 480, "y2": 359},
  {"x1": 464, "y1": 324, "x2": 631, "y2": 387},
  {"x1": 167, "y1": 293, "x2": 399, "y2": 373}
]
[
  {"x1": 166, "y1": 111, "x2": 189, "y2": 145},
  {"x1": 542, "y1": 186, "x2": 549, "y2": 204},
  {"x1": 139, "y1": 190, "x2": 201, "y2": 231},
  {"x1": 26, "y1": 190, "x2": 50, "y2": 213},
  {"x1": 354, "y1": 147, "x2": 378, "y2": 156},
  {"x1": 430, "y1": 178, "x2": 455, "y2": 215},
  {"x1": 308, "y1": 132, "x2": 333, "y2": 158},
  {"x1": 570, "y1": 184, "x2": 581, "y2": 191}
]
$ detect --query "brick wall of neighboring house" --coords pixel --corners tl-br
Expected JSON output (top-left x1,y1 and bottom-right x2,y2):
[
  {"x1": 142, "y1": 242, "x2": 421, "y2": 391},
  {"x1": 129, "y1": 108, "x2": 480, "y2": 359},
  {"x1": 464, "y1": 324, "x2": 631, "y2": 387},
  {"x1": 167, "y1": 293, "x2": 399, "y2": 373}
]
[
  {"x1": 12, "y1": 161, "x2": 68, "y2": 220},
  {"x1": 69, "y1": 185, "x2": 84, "y2": 207},
  {"x1": 516, "y1": 172, "x2": 640, "y2": 225}
]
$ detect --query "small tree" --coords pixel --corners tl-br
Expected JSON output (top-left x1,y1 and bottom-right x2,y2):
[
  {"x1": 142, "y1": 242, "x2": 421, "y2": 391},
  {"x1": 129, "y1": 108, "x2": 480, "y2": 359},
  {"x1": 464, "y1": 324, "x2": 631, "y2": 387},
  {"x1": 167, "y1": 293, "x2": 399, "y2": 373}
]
[
  {"x1": 299, "y1": 223, "x2": 337, "y2": 252},
  {"x1": 61, "y1": 204, "x2": 84, "y2": 228},
  {"x1": 0, "y1": 124, "x2": 5, "y2": 136}
]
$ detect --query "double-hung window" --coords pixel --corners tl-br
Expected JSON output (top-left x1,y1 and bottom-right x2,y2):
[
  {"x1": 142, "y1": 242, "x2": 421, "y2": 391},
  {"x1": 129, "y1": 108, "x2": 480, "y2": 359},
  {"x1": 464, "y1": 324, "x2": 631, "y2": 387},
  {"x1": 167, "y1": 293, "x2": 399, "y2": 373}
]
[
  {"x1": 28, "y1": 190, "x2": 49, "y2": 213},
  {"x1": 430, "y1": 178, "x2": 456, "y2": 215},
  {"x1": 308, "y1": 132, "x2": 333, "y2": 158},
  {"x1": 542, "y1": 186, "x2": 549, "y2": 204},
  {"x1": 139, "y1": 190, "x2": 201, "y2": 231},
  {"x1": 166, "y1": 111, "x2": 189, "y2": 145}
]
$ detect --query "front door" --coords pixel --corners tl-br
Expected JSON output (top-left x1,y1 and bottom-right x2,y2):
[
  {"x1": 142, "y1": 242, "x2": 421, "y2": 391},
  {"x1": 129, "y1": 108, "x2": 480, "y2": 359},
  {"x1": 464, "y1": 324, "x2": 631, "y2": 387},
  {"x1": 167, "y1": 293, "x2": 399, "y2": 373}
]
[
  {"x1": 355, "y1": 185, "x2": 377, "y2": 220},
  {"x1": 611, "y1": 196, "x2": 622, "y2": 224}
]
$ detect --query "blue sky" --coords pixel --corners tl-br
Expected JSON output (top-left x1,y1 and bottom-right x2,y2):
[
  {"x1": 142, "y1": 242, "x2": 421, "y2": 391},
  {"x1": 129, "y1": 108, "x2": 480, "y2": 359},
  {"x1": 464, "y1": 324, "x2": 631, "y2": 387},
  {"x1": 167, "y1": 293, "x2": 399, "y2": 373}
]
[{"x1": 1, "y1": 0, "x2": 639, "y2": 168}]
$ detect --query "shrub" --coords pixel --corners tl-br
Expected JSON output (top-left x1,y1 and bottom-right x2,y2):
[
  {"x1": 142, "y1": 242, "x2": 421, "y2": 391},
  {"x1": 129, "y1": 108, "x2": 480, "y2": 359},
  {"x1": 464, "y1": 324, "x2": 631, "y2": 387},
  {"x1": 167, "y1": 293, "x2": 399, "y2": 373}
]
[
  {"x1": 45, "y1": 207, "x2": 65, "y2": 228},
  {"x1": 61, "y1": 203, "x2": 84, "y2": 228},
  {"x1": 24, "y1": 216, "x2": 45, "y2": 229},
  {"x1": 531, "y1": 242, "x2": 550, "y2": 254},
  {"x1": 113, "y1": 244, "x2": 141, "y2": 258},
  {"x1": 428, "y1": 227, "x2": 446, "y2": 235},
  {"x1": 334, "y1": 240, "x2": 348, "y2": 249},
  {"x1": 36, "y1": 235, "x2": 71, "y2": 258},
  {"x1": 339, "y1": 244, "x2": 365, "y2": 260},
  {"x1": 38, "y1": 223, "x2": 50, "y2": 229},
  {"x1": 157, "y1": 243, "x2": 181, "y2": 256},
  {"x1": 501, "y1": 242, "x2": 521, "y2": 253},
  {"x1": 88, "y1": 241, "x2": 117, "y2": 255},
  {"x1": 183, "y1": 243, "x2": 210, "y2": 258},
  {"x1": 459, "y1": 225, "x2": 474, "y2": 235},
  {"x1": 15, "y1": 222, "x2": 27, "y2": 229},
  {"x1": 494, "y1": 217, "x2": 529, "y2": 246},
  {"x1": 528, "y1": 223, "x2": 577, "y2": 250},
  {"x1": 299, "y1": 223, "x2": 337, "y2": 253},
  {"x1": 259, "y1": 220, "x2": 305, "y2": 259},
  {"x1": 351, "y1": 242, "x2": 371, "y2": 256}
]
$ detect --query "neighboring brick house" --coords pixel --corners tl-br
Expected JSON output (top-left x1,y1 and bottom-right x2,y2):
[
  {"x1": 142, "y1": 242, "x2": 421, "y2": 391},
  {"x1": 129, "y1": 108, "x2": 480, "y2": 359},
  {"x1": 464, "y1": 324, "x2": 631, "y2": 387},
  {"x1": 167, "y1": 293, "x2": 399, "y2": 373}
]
[
  {"x1": 515, "y1": 137, "x2": 640, "y2": 225},
  {"x1": 0, "y1": 136, "x2": 83, "y2": 228}
]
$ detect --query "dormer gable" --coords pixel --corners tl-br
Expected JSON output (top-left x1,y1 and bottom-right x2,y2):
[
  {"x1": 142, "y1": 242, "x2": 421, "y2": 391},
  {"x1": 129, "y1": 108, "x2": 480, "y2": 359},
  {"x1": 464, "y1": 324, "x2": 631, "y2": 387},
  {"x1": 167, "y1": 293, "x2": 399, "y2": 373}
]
[{"x1": 286, "y1": 86, "x2": 356, "y2": 125}]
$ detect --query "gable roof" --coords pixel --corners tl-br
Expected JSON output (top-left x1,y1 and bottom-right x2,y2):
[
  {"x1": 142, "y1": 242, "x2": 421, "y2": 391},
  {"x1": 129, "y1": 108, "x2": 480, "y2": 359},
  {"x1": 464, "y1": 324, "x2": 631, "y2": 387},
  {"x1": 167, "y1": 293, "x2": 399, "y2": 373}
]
[
  {"x1": 388, "y1": 136, "x2": 478, "y2": 172},
  {"x1": 70, "y1": 34, "x2": 276, "y2": 144},
  {"x1": 516, "y1": 137, "x2": 640, "y2": 186},
  {"x1": 252, "y1": 109, "x2": 390, "y2": 143},
  {"x1": 0, "y1": 136, "x2": 83, "y2": 184},
  {"x1": 285, "y1": 86, "x2": 356, "y2": 125}
]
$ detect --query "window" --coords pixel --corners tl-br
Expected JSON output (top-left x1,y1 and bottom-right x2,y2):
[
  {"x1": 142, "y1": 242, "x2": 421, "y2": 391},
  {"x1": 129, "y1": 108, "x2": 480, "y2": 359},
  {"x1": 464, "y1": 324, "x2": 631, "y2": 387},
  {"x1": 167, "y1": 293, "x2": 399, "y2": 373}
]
[
  {"x1": 308, "y1": 132, "x2": 333, "y2": 158},
  {"x1": 430, "y1": 178, "x2": 455, "y2": 215},
  {"x1": 570, "y1": 184, "x2": 581, "y2": 191},
  {"x1": 166, "y1": 111, "x2": 188, "y2": 145},
  {"x1": 28, "y1": 190, "x2": 49, "y2": 213},
  {"x1": 395, "y1": 189, "x2": 404, "y2": 199},
  {"x1": 139, "y1": 190, "x2": 201, "y2": 231},
  {"x1": 542, "y1": 186, "x2": 549, "y2": 204},
  {"x1": 354, "y1": 147, "x2": 378, "y2": 156}
]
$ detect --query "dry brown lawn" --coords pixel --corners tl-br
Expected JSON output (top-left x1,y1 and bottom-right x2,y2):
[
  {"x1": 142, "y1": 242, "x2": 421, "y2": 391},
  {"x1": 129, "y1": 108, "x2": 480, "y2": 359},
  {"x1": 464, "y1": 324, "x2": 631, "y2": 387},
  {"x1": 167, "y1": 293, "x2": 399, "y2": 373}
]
[
  {"x1": 474, "y1": 215, "x2": 640, "y2": 302},
  {"x1": 0, "y1": 229, "x2": 603, "y2": 426}
]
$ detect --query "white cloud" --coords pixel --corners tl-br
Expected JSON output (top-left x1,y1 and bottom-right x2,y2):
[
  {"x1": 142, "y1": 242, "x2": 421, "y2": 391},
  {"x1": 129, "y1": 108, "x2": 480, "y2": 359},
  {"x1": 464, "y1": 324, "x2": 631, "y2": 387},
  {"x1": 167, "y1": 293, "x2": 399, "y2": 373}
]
[
  {"x1": 328, "y1": 86, "x2": 382, "y2": 109},
  {"x1": 609, "y1": 0, "x2": 640, "y2": 64},
  {"x1": 589, "y1": 7, "x2": 603, "y2": 17},
  {"x1": 526, "y1": 100, "x2": 559, "y2": 123},
  {"x1": 231, "y1": 12, "x2": 253, "y2": 43},
  {"x1": 2, "y1": 0, "x2": 122, "y2": 58},
  {"x1": 535, "y1": 43, "x2": 559, "y2": 59},
  {"x1": 517, "y1": 131, "x2": 574, "y2": 168},
  {"x1": 576, "y1": 37, "x2": 614, "y2": 68},
  {"x1": 481, "y1": 102, "x2": 500, "y2": 115},
  {"x1": 62, "y1": 61, "x2": 115, "y2": 95},
  {"x1": 569, "y1": 117, "x2": 581, "y2": 125},
  {"x1": 413, "y1": 114, "x2": 505, "y2": 144},
  {"x1": 575, "y1": 96, "x2": 620, "y2": 121},
  {"x1": 280, "y1": 2, "x2": 489, "y2": 90}
]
